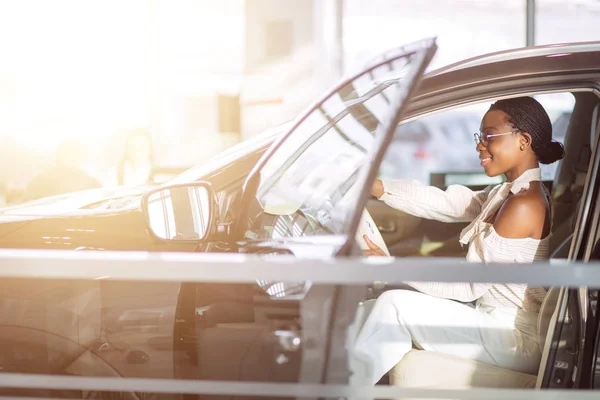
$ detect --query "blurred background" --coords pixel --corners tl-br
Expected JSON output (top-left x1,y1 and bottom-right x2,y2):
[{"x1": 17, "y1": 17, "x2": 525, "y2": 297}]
[{"x1": 0, "y1": 0, "x2": 598, "y2": 205}]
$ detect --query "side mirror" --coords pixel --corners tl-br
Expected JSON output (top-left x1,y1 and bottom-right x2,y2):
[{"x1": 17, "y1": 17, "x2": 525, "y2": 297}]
[{"x1": 141, "y1": 182, "x2": 214, "y2": 242}]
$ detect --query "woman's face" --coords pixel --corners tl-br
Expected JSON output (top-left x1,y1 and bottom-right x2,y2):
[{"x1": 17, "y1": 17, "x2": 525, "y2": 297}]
[{"x1": 476, "y1": 110, "x2": 523, "y2": 177}]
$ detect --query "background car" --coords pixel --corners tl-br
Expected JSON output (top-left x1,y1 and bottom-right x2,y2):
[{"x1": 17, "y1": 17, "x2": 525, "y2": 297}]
[{"x1": 380, "y1": 110, "x2": 482, "y2": 183}]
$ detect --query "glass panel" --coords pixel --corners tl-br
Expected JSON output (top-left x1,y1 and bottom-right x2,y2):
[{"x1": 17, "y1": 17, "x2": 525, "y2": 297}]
[
  {"x1": 536, "y1": 0, "x2": 600, "y2": 45},
  {"x1": 251, "y1": 52, "x2": 420, "y2": 240},
  {"x1": 343, "y1": 0, "x2": 526, "y2": 72}
]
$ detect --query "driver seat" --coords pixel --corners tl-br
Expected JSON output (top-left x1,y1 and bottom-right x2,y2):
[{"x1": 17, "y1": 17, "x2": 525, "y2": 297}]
[{"x1": 389, "y1": 287, "x2": 561, "y2": 389}]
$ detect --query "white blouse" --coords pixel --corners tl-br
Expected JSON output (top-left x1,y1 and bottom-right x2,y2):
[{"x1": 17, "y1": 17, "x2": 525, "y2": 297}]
[{"x1": 379, "y1": 168, "x2": 549, "y2": 314}]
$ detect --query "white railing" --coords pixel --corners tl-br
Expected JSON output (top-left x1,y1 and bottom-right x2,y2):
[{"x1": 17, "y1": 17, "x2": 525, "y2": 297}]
[
  {"x1": 0, "y1": 373, "x2": 597, "y2": 399},
  {"x1": 0, "y1": 248, "x2": 597, "y2": 399},
  {"x1": 0, "y1": 249, "x2": 591, "y2": 286}
]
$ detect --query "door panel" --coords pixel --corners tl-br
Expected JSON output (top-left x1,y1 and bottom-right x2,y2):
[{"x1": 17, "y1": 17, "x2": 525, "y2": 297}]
[
  {"x1": 0, "y1": 276, "x2": 183, "y2": 399},
  {"x1": 366, "y1": 198, "x2": 421, "y2": 247},
  {"x1": 96, "y1": 281, "x2": 180, "y2": 379}
]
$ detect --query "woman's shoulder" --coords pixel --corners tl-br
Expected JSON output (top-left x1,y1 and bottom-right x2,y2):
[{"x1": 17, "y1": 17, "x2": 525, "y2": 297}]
[
  {"x1": 510, "y1": 182, "x2": 549, "y2": 213},
  {"x1": 493, "y1": 187, "x2": 548, "y2": 239}
]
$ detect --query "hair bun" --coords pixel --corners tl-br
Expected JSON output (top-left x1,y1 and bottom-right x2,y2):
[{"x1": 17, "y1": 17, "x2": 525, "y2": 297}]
[{"x1": 536, "y1": 141, "x2": 565, "y2": 165}]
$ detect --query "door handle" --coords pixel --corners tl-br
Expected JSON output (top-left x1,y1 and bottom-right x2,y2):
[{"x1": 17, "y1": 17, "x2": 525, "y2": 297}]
[
  {"x1": 272, "y1": 329, "x2": 301, "y2": 352},
  {"x1": 268, "y1": 329, "x2": 302, "y2": 365}
]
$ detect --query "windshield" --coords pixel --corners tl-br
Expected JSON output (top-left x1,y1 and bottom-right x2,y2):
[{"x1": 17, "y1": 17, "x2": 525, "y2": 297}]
[{"x1": 245, "y1": 42, "x2": 432, "y2": 241}]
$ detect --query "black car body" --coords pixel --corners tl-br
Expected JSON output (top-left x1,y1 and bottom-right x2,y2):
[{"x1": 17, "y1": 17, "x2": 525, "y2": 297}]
[{"x1": 1, "y1": 40, "x2": 600, "y2": 398}]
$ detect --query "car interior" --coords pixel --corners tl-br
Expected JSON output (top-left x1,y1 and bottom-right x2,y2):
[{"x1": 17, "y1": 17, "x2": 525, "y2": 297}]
[
  {"x1": 351, "y1": 90, "x2": 600, "y2": 388},
  {"x1": 185, "y1": 88, "x2": 600, "y2": 389},
  {"x1": 367, "y1": 91, "x2": 600, "y2": 261}
]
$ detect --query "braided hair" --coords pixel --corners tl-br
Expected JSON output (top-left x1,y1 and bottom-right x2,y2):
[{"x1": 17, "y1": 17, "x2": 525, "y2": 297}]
[{"x1": 488, "y1": 97, "x2": 565, "y2": 164}]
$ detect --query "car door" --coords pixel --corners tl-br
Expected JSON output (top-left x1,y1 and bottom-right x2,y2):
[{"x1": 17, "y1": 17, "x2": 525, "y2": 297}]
[
  {"x1": 175, "y1": 38, "x2": 438, "y2": 390},
  {"x1": 238, "y1": 37, "x2": 438, "y2": 255},
  {"x1": 554, "y1": 112, "x2": 600, "y2": 390}
]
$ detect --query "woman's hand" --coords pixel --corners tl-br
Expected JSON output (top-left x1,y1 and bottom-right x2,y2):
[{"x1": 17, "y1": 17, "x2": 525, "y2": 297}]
[
  {"x1": 372, "y1": 179, "x2": 384, "y2": 199},
  {"x1": 362, "y1": 234, "x2": 387, "y2": 256}
]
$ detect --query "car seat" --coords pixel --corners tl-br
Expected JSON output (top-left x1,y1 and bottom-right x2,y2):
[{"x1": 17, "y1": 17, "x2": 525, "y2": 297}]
[{"x1": 388, "y1": 287, "x2": 562, "y2": 389}]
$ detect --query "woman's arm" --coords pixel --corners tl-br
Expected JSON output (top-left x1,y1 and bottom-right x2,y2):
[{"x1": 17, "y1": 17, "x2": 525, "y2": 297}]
[{"x1": 373, "y1": 178, "x2": 492, "y2": 223}]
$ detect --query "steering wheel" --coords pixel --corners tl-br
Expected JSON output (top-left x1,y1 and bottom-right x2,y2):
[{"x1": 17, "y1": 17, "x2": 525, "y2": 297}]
[{"x1": 355, "y1": 207, "x2": 390, "y2": 256}]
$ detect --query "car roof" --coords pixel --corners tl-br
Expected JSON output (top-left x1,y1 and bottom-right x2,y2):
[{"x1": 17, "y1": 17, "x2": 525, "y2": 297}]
[
  {"x1": 405, "y1": 41, "x2": 600, "y2": 118},
  {"x1": 427, "y1": 41, "x2": 600, "y2": 77}
]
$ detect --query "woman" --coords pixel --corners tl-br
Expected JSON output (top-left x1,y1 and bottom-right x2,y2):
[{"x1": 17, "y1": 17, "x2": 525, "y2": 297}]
[{"x1": 355, "y1": 96, "x2": 565, "y2": 384}]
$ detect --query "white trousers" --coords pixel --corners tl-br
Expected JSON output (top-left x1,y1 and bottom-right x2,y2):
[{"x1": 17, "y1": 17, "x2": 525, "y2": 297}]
[{"x1": 354, "y1": 290, "x2": 541, "y2": 385}]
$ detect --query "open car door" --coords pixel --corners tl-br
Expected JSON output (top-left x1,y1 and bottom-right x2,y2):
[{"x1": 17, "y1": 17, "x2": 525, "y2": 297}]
[
  {"x1": 232, "y1": 38, "x2": 437, "y2": 386},
  {"x1": 241, "y1": 37, "x2": 438, "y2": 257}
]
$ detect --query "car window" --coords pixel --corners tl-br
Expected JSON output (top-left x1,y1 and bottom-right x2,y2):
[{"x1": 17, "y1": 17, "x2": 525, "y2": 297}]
[
  {"x1": 536, "y1": 93, "x2": 575, "y2": 181},
  {"x1": 372, "y1": 92, "x2": 577, "y2": 261},
  {"x1": 394, "y1": 120, "x2": 430, "y2": 143},
  {"x1": 245, "y1": 42, "x2": 435, "y2": 241},
  {"x1": 380, "y1": 92, "x2": 576, "y2": 185}
]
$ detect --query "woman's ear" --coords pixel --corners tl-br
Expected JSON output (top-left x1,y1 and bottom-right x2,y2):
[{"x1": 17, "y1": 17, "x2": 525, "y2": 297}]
[{"x1": 519, "y1": 132, "x2": 533, "y2": 150}]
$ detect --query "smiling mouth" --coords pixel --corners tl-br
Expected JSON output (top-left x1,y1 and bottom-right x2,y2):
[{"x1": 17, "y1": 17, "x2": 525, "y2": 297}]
[{"x1": 480, "y1": 157, "x2": 492, "y2": 166}]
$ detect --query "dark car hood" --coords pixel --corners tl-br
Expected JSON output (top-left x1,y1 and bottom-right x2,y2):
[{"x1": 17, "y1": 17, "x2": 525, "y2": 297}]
[{"x1": 0, "y1": 186, "x2": 149, "y2": 221}]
